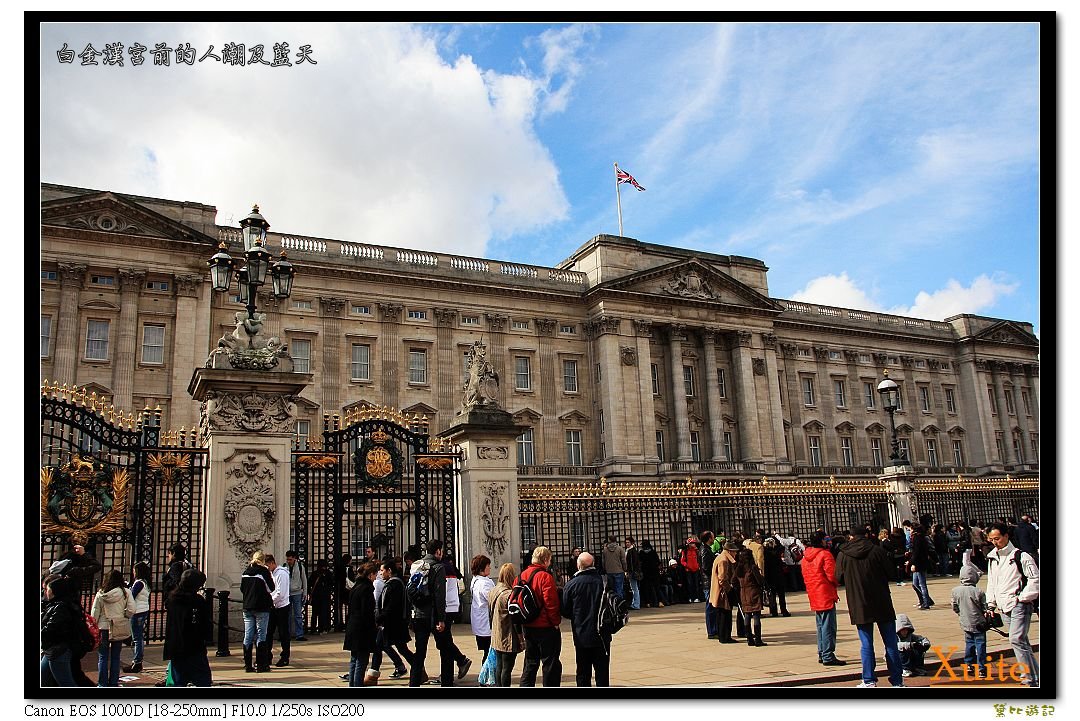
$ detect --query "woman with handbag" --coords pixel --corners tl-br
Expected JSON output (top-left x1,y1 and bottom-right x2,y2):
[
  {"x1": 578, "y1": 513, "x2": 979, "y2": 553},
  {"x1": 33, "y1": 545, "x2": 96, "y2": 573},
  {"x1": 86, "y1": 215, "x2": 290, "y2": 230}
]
[
  {"x1": 91, "y1": 569, "x2": 136, "y2": 687},
  {"x1": 487, "y1": 562, "x2": 524, "y2": 687}
]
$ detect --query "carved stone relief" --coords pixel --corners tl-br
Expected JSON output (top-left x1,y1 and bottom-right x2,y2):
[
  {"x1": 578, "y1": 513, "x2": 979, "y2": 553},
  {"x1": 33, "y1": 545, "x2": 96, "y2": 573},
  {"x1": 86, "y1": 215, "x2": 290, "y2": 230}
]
[
  {"x1": 752, "y1": 358, "x2": 766, "y2": 376},
  {"x1": 661, "y1": 269, "x2": 718, "y2": 300},
  {"x1": 223, "y1": 453, "x2": 277, "y2": 563},
  {"x1": 485, "y1": 313, "x2": 508, "y2": 332},
  {"x1": 533, "y1": 318, "x2": 557, "y2": 336},
  {"x1": 201, "y1": 390, "x2": 298, "y2": 435},
  {"x1": 620, "y1": 346, "x2": 638, "y2": 366},
  {"x1": 477, "y1": 446, "x2": 509, "y2": 460},
  {"x1": 480, "y1": 483, "x2": 509, "y2": 556}
]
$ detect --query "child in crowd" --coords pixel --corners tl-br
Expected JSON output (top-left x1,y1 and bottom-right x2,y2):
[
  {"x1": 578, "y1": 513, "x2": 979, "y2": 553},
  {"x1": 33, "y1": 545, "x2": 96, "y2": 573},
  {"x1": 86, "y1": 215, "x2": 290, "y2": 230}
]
[
  {"x1": 894, "y1": 614, "x2": 932, "y2": 677},
  {"x1": 951, "y1": 563, "x2": 988, "y2": 678}
]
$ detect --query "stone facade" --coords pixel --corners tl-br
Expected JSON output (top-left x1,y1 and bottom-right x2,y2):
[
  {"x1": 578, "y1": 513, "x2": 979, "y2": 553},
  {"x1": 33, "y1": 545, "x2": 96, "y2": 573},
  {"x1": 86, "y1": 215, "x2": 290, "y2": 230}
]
[{"x1": 40, "y1": 183, "x2": 1041, "y2": 480}]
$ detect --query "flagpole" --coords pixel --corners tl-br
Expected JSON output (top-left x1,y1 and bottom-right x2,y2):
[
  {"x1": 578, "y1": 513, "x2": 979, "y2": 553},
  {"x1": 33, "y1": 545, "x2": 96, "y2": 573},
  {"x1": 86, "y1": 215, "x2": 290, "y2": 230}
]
[{"x1": 614, "y1": 162, "x2": 624, "y2": 236}]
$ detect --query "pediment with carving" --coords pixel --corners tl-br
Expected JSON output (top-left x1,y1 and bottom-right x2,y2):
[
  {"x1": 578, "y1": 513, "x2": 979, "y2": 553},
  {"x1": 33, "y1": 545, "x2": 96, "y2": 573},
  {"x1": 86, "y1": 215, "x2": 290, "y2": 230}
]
[
  {"x1": 973, "y1": 320, "x2": 1039, "y2": 348},
  {"x1": 590, "y1": 258, "x2": 783, "y2": 312},
  {"x1": 42, "y1": 191, "x2": 217, "y2": 245}
]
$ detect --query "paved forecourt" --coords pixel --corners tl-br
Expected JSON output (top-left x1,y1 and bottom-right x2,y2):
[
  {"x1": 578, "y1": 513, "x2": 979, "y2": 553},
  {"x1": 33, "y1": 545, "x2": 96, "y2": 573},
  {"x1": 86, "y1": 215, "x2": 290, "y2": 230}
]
[{"x1": 109, "y1": 576, "x2": 1037, "y2": 689}]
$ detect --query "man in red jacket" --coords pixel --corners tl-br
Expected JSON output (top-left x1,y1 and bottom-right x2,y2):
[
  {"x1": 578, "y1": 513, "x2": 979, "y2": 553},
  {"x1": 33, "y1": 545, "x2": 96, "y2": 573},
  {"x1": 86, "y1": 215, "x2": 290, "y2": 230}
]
[
  {"x1": 801, "y1": 530, "x2": 847, "y2": 666},
  {"x1": 518, "y1": 546, "x2": 563, "y2": 686}
]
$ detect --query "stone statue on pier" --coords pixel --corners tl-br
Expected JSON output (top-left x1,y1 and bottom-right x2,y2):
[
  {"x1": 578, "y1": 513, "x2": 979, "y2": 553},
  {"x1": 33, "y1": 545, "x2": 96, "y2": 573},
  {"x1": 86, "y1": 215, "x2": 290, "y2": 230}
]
[
  {"x1": 205, "y1": 311, "x2": 293, "y2": 372},
  {"x1": 461, "y1": 339, "x2": 501, "y2": 412}
]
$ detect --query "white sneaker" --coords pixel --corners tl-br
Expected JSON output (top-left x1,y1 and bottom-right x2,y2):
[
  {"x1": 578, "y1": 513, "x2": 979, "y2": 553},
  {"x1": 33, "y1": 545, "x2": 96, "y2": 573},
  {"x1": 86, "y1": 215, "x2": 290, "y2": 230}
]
[
  {"x1": 856, "y1": 681, "x2": 877, "y2": 688},
  {"x1": 902, "y1": 670, "x2": 912, "y2": 677}
]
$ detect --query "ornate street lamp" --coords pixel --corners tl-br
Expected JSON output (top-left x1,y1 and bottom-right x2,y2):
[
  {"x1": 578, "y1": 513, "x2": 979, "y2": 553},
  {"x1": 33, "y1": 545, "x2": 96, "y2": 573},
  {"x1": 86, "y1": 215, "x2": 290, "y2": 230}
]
[
  {"x1": 208, "y1": 205, "x2": 297, "y2": 320},
  {"x1": 876, "y1": 370, "x2": 909, "y2": 465}
]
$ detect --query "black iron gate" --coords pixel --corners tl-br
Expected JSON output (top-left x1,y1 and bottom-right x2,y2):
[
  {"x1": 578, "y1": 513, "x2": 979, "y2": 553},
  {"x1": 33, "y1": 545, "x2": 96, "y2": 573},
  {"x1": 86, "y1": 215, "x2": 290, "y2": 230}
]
[
  {"x1": 39, "y1": 382, "x2": 208, "y2": 640},
  {"x1": 292, "y1": 409, "x2": 459, "y2": 629}
]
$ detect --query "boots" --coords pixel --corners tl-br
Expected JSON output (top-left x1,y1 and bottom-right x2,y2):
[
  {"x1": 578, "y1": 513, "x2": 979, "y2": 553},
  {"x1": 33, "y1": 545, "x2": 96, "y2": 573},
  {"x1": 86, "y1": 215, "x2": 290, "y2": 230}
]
[
  {"x1": 256, "y1": 642, "x2": 272, "y2": 673},
  {"x1": 243, "y1": 645, "x2": 255, "y2": 673},
  {"x1": 363, "y1": 669, "x2": 380, "y2": 686},
  {"x1": 718, "y1": 608, "x2": 737, "y2": 643}
]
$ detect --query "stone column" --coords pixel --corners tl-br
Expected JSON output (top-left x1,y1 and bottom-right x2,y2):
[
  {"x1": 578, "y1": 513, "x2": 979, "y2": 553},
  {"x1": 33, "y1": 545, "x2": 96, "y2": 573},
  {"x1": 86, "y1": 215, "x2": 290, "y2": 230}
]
[
  {"x1": 730, "y1": 330, "x2": 762, "y2": 462},
  {"x1": 1026, "y1": 364, "x2": 1040, "y2": 426},
  {"x1": 170, "y1": 274, "x2": 203, "y2": 429},
  {"x1": 113, "y1": 268, "x2": 146, "y2": 412},
  {"x1": 318, "y1": 297, "x2": 346, "y2": 415},
  {"x1": 781, "y1": 343, "x2": 804, "y2": 464},
  {"x1": 990, "y1": 360, "x2": 1016, "y2": 465},
  {"x1": 763, "y1": 333, "x2": 788, "y2": 463},
  {"x1": 188, "y1": 368, "x2": 313, "y2": 598},
  {"x1": 958, "y1": 358, "x2": 994, "y2": 469},
  {"x1": 484, "y1": 314, "x2": 508, "y2": 408},
  {"x1": 701, "y1": 328, "x2": 725, "y2": 461},
  {"x1": 881, "y1": 467, "x2": 917, "y2": 529},
  {"x1": 54, "y1": 263, "x2": 86, "y2": 384},
  {"x1": 442, "y1": 407, "x2": 523, "y2": 571},
  {"x1": 434, "y1": 308, "x2": 459, "y2": 431},
  {"x1": 668, "y1": 324, "x2": 692, "y2": 461},
  {"x1": 533, "y1": 318, "x2": 560, "y2": 465},
  {"x1": 1008, "y1": 362, "x2": 1033, "y2": 467},
  {"x1": 634, "y1": 320, "x2": 659, "y2": 462},
  {"x1": 378, "y1": 303, "x2": 403, "y2": 409}
]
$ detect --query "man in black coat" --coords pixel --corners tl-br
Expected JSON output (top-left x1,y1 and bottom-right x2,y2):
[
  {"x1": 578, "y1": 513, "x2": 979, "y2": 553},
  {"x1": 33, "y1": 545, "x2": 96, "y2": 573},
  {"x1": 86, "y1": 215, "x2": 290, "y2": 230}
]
[
  {"x1": 560, "y1": 552, "x2": 611, "y2": 687},
  {"x1": 409, "y1": 539, "x2": 461, "y2": 687},
  {"x1": 698, "y1": 531, "x2": 718, "y2": 636},
  {"x1": 835, "y1": 526, "x2": 904, "y2": 688},
  {"x1": 1013, "y1": 515, "x2": 1039, "y2": 566}
]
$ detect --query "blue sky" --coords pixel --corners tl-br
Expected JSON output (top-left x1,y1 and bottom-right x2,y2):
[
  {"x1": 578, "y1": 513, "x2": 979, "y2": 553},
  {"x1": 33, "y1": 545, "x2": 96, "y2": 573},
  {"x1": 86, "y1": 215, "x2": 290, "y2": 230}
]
[{"x1": 40, "y1": 21, "x2": 1041, "y2": 329}]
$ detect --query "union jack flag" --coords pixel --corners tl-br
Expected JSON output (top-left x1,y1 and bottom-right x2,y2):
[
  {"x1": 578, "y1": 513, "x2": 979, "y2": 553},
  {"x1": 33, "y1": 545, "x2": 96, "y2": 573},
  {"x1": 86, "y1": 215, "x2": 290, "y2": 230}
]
[{"x1": 616, "y1": 166, "x2": 645, "y2": 191}]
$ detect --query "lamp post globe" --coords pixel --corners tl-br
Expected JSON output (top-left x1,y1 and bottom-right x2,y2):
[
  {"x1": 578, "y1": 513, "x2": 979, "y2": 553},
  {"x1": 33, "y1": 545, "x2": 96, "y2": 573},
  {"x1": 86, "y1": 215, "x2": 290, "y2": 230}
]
[
  {"x1": 240, "y1": 204, "x2": 270, "y2": 251},
  {"x1": 207, "y1": 242, "x2": 234, "y2": 292},
  {"x1": 876, "y1": 372, "x2": 907, "y2": 465},
  {"x1": 270, "y1": 250, "x2": 295, "y2": 299}
]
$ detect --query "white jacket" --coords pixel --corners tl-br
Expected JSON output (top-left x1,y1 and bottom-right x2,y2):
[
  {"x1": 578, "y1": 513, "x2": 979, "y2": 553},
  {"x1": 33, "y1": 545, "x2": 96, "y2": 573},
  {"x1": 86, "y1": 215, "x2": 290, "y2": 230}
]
[
  {"x1": 91, "y1": 587, "x2": 136, "y2": 638},
  {"x1": 271, "y1": 566, "x2": 291, "y2": 609},
  {"x1": 470, "y1": 575, "x2": 496, "y2": 637},
  {"x1": 130, "y1": 579, "x2": 151, "y2": 615},
  {"x1": 985, "y1": 541, "x2": 1039, "y2": 614}
]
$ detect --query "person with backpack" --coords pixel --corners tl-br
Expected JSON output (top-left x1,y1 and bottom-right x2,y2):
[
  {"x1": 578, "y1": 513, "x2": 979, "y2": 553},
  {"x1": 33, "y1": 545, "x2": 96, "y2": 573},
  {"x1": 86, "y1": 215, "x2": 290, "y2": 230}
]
[
  {"x1": 124, "y1": 562, "x2": 152, "y2": 673},
  {"x1": 370, "y1": 559, "x2": 415, "y2": 681},
  {"x1": 40, "y1": 575, "x2": 85, "y2": 686},
  {"x1": 775, "y1": 531, "x2": 806, "y2": 592},
  {"x1": 407, "y1": 539, "x2": 463, "y2": 687},
  {"x1": 91, "y1": 569, "x2": 136, "y2": 686},
  {"x1": 515, "y1": 545, "x2": 563, "y2": 687},
  {"x1": 163, "y1": 568, "x2": 212, "y2": 687},
  {"x1": 487, "y1": 562, "x2": 524, "y2": 687},
  {"x1": 561, "y1": 552, "x2": 615, "y2": 686},
  {"x1": 285, "y1": 550, "x2": 309, "y2": 641},
  {"x1": 985, "y1": 522, "x2": 1040, "y2": 688}
]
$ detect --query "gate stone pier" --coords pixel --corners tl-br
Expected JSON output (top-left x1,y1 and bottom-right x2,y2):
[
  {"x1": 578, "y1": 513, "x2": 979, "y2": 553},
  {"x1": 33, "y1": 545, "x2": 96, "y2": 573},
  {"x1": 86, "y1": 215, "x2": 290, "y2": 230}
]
[{"x1": 188, "y1": 368, "x2": 313, "y2": 597}]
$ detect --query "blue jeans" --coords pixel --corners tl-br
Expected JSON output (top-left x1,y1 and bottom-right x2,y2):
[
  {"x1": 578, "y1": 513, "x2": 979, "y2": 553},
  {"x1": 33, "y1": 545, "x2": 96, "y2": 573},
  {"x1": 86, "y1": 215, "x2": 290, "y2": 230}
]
[
  {"x1": 704, "y1": 590, "x2": 718, "y2": 637},
  {"x1": 243, "y1": 610, "x2": 270, "y2": 646},
  {"x1": 856, "y1": 621, "x2": 903, "y2": 686},
  {"x1": 41, "y1": 649, "x2": 76, "y2": 687},
  {"x1": 815, "y1": 608, "x2": 838, "y2": 662},
  {"x1": 97, "y1": 630, "x2": 124, "y2": 686},
  {"x1": 628, "y1": 577, "x2": 641, "y2": 609},
  {"x1": 349, "y1": 652, "x2": 371, "y2": 687},
  {"x1": 912, "y1": 571, "x2": 931, "y2": 608},
  {"x1": 608, "y1": 573, "x2": 624, "y2": 598},
  {"x1": 290, "y1": 593, "x2": 306, "y2": 637},
  {"x1": 963, "y1": 630, "x2": 987, "y2": 670},
  {"x1": 938, "y1": 552, "x2": 952, "y2": 575},
  {"x1": 1003, "y1": 602, "x2": 1039, "y2": 685},
  {"x1": 130, "y1": 612, "x2": 149, "y2": 664}
]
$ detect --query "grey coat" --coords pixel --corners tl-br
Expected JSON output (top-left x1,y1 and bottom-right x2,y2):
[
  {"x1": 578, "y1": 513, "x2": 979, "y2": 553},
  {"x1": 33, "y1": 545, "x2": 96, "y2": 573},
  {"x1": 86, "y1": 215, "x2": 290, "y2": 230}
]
[{"x1": 951, "y1": 564, "x2": 987, "y2": 633}]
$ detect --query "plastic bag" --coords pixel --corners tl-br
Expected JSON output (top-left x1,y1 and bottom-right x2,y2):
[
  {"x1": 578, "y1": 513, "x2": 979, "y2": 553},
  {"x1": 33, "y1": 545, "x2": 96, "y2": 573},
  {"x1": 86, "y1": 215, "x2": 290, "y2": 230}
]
[{"x1": 477, "y1": 648, "x2": 498, "y2": 686}]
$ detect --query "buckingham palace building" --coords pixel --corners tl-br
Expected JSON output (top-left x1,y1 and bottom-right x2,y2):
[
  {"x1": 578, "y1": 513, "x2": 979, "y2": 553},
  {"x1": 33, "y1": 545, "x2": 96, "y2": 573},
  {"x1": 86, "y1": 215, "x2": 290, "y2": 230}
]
[{"x1": 39, "y1": 182, "x2": 1041, "y2": 563}]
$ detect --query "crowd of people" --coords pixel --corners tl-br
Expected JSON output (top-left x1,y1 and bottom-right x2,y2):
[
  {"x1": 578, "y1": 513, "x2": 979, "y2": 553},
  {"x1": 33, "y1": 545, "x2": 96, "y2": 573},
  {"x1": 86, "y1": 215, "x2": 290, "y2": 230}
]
[{"x1": 40, "y1": 513, "x2": 1039, "y2": 689}]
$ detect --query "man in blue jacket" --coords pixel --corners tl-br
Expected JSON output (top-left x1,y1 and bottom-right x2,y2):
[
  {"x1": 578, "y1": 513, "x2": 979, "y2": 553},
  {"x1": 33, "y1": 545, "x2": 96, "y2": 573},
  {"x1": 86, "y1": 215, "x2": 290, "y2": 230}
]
[{"x1": 561, "y1": 552, "x2": 611, "y2": 687}]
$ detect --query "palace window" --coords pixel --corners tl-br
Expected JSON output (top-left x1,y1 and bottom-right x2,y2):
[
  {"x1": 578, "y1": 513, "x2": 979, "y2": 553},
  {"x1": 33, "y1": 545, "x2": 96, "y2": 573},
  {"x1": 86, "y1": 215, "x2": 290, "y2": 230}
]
[
  {"x1": 85, "y1": 320, "x2": 110, "y2": 361},
  {"x1": 926, "y1": 438, "x2": 938, "y2": 467},
  {"x1": 512, "y1": 319, "x2": 529, "y2": 330},
  {"x1": 408, "y1": 309, "x2": 428, "y2": 320},
  {"x1": 655, "y1": 431, "x2": 665, "y2": 462},
  {"x1": 409, "y1": 349, "x2": 428, "y2": 384},
  {"x1": 515, "y1": 356, "x2": 532, "y2": 391},
  {"x1": 717, "y1": 368, "x2": 727, "y2": 398},
  {"x1": 945, "y1": 388, "x2": 957, "y2": 414},
  {"x1": 292, "y1": 339, "x2": 311, "y2": 373},
  {"x1": 145, "y1": 280, "x2": 169, "y2": 291},
  {"x1": 1021, "y1": 389, "x2": 1031, "y2": 416},
  {"x1": 919, "y1": 386, "x2": 931, "y2": 413},
  {"x1": 651, "y1": 364, "x2": 660, "y2": 396},
  {"x1": 560, "y1": 324, "x2": 576, "y2": 335},
  {"x1": 802, "y1": 376, "x2": 815, "y2": 406},
  {"x1": 563, "y1": 359, "x2": 578, "y2": 393},
  {"x1": 40, "y1": 316, "x2": 52, "y2": 358},
  {"x1": 897, "y1": 438, "x2": 910, "y2": 462},
  {"x1": 723, "y1": 432, "x2": 734, "y2": 462},
  {"x1": 834, "y1": 379, "x2": 846, "y2": 408},
  {"x1": 1029, "y1": 433, "x2": 1038, "y2": 462},
  {"x1": 995, "y1": 433, "x2": 1005, "y2": 461},
  {"x1": 840, "y1": 436, "x2": 854, "y2": 466},
  {"x1": 1013, "y1": 434, "x2": 1024, "y2": 463},
  {"x1": 517, "y1": 428, "x2": 535, "y2": 466},
  {"x1": 141, "y1": 324, "x2": 166, "y2": 364},
  {"x1": 461, "y1": 315, "x2": 479, "y2": 326},
  {"x1": 295, "y1": 420, "x2": 310, "y2": 451},
  {"x1": 871, "y1": 437, "x2": 883, "y2": 467},
  {"x1": 292, "y1": 299, "x2": 313, "y2": 311},
  {"x1": 90, "y1": 275, "x2": 114, "y2": 286},
  {"x1": 351, "y1": 304, "x2": 371, "y2": 316},
  {"x1": 808, "y1": 436, "x2": 822, "y2": 466},
  {"x1": 864, "y1": 382, "x2": 876, "y2": 409},
  {"x1": 41, "y1": 270, "x2": 58, "y2": 281},
  {"x1": 953, "y1": 439, "x2": 964, "y2": 467},
  {"x1": 1004, "y1": 389, "x2": 1015, "y2": 415},
  {"x1": 565, "y1": 429, "x2": 583, "y2": 466},
  {"x1": 987, "y1": 386, "x2": 998, "y2": 414},
  {"x1": 683, "y1": 366, "x2": 695, "y2": 397},
  {"x1": 690, "y1": 431, "x2": 700, "y2": 462},
  {"x1": 351, "y1": 343, "x2": 370, "y2": 381}
]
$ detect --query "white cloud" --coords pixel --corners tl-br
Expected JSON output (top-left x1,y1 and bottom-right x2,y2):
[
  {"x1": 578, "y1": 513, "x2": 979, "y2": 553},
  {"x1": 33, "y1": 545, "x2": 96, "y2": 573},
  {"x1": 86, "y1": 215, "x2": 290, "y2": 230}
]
[
  {"x1": 789, "y1": 272, "x2": 1018, "y2": 321},
  {"x1": 530, "y1": 24, "x2": 594, "y2": 117},
  {"x1": 40, "y1": 23, "x2": 569, "y2": 257}
]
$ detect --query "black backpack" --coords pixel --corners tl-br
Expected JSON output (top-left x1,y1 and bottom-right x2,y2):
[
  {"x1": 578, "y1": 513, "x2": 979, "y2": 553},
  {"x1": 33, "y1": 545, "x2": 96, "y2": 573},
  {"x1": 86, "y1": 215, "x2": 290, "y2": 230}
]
[
  {"x1": 507, "y1": 568, "x2": 546, "y2": 625},
  {"x1": 598, "y1": 574, "x2": 630, "y2": 636},
  {"x1": 406, "y1": 559, "x2": 433, "y2": 606}
]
